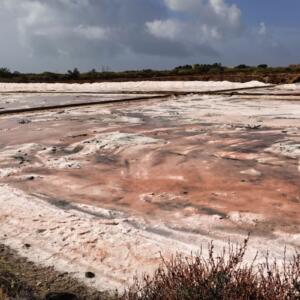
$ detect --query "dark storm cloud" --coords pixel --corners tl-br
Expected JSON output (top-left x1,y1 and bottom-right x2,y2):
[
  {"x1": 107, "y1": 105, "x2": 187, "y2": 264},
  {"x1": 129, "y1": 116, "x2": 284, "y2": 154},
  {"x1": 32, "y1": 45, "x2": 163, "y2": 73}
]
[
  {"x1": 1, "y1": 0, "x2": 297, "y2": 71},
  {"x1": 1, "y1": 0, "x2": 244, "y2": 70},
  {"x1": 2, "y1": 0, "x2": 205, "y2": 58}
]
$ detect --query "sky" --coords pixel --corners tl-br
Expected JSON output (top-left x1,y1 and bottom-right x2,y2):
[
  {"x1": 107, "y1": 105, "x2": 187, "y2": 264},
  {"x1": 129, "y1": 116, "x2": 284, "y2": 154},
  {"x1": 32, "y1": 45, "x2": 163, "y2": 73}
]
[{"x1": 0, "y1": 0, "x2": 299, "y2": 72}]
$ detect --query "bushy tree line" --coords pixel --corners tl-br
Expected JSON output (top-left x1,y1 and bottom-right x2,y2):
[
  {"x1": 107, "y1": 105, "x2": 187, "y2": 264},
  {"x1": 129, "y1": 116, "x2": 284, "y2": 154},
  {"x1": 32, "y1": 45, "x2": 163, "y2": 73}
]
[{"x1": 0, "y1": 63, "x2": 300, "y2": 83}]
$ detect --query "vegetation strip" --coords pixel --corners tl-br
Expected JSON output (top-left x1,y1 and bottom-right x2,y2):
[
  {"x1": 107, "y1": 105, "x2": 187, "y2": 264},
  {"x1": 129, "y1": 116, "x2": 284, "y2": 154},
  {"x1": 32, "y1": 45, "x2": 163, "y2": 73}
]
[{"x1": 0, "y1": 63, "x2": 300, "y2": 84}]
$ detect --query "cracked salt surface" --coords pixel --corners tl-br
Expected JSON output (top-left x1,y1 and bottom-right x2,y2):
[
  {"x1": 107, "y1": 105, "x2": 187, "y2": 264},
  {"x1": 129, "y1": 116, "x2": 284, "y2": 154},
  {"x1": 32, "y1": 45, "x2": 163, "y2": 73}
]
[
  {"x1": 0, "y1": 184, "x2": 299, "y2": 291},
  {"x1": 1, "y1": 81, "x2": 300, "y2": 291},
  {"x1": 77, "y1": 132, "x2": 161, "y2": 152},
  {"x1": 265, "y1": 141, "x2": 300, "y2": 172},
  {"x1": 40, "y1": 132, "x2": 162, "y2": 170},
  {"x1": 0, "y1": 132, "x2": 162, "y2": 173},
  {"x1": 266, "y1": 142, "x2": 300, "y2": 159}
]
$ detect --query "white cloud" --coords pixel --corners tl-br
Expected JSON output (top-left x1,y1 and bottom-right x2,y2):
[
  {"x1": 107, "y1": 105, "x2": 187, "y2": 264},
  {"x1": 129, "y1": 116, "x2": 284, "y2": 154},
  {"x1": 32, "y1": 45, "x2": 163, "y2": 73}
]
[
  {"x1": 164, "y1": 0, "x2": 203, "y2": 12},
  {"x1": 74, "y1": 25, "x2": 109, "y2": 40},
  {"x1": 258, "y1": 22, "x2": 267, "y2": 36},
  {"x1": 146, "y1": 20, "x2": 183, "y2": 40},
  {"x1": 146, "y1": 0, "x2": 242, "y2": 54},
  {"x1": 209, "y1": 0, "x2": 241, "y2": 27},
  {"x1": 164, "y1": 0, "x2": 241, "y2": 29},
  {"x1": 146, "y1": 19, "x2": 222, "y2": 44}
]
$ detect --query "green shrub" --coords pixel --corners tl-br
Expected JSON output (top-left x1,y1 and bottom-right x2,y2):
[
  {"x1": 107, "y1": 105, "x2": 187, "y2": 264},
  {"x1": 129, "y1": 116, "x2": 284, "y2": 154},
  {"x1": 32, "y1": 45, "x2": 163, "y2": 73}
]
[{"x1": 0, "y1": 68, "x2": 12, "y2": 78}]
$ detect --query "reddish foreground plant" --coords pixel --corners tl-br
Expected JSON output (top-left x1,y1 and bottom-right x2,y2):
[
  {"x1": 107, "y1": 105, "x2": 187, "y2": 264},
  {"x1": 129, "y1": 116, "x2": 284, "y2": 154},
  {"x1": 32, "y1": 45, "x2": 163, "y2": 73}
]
[{"x1": 122, "y1": 238, "x2": 300, "y2": 300}]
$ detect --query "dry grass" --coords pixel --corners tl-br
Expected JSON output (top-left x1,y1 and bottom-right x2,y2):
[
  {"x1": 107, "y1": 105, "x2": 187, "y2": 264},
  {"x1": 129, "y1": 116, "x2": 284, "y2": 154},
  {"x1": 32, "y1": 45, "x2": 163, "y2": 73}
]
[
  {"x1": 122, "y1": 238, "x2": 300, "y2": 300},
  {"x1": 0, "y1": 289, "x2": 9, "y2": 300}
]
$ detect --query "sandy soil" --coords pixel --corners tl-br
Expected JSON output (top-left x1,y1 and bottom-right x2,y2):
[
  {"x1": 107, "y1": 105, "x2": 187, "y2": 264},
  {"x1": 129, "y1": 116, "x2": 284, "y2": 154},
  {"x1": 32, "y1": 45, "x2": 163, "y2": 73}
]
[{"x1": 0, "y1": 81, "x2": 300, "y2": 292}]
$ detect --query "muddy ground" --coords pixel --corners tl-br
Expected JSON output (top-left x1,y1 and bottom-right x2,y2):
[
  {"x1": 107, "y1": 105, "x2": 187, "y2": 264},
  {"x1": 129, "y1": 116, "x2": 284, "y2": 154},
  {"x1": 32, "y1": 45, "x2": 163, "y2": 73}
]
[{"x1": 0, "y1": 82, "x2": 300, "y2": 296}]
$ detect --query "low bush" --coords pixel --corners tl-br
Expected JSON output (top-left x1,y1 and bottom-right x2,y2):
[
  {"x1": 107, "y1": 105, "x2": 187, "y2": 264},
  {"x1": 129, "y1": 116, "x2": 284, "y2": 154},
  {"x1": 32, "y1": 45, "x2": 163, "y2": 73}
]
[{"x1": 123, "y1": 239, "x2": 300, "y2": 300}]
